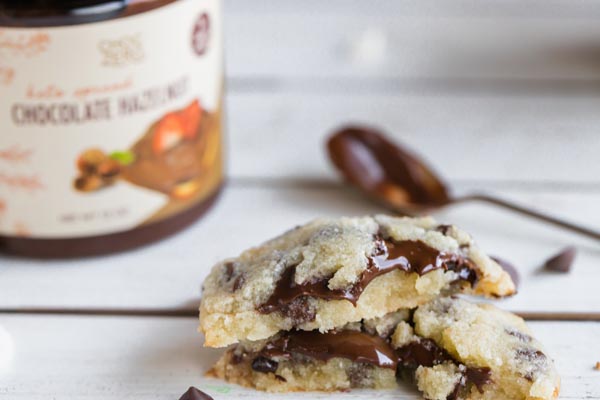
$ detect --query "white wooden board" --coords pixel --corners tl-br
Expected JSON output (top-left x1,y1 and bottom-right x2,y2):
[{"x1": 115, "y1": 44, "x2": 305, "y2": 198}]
[
  {"x1": 226, "y1": 92, "x2": 600, "y2": 183},
  {"x1": 2, "y1": 2, "x2": 599, "y2": 399},
  {"x1": 224, "y1": 2, "x2": 600, "y2": 82},
  {"x1": 1, "y1": 184, "x2": 598, "y2": 314},
  {"x1": 225, "y1": 0, "x2": 600, "y2": 19},
  {"x1": 0, "y1": 315, "x2": 598, "y2": 399}
]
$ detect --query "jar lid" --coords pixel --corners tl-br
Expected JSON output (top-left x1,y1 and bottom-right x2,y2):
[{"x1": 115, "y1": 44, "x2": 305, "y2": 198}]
[{"x1": 0, "y1": 0, "x2": 127, "y2": 25}]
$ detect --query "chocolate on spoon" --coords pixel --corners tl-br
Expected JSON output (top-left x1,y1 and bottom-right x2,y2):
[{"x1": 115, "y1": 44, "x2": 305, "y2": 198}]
[{"x1": 327, "y1": 125, "x2": 600, "y2": 242}]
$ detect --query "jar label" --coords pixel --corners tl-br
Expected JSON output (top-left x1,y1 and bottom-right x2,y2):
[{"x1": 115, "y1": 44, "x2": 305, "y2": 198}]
[{"x1": 0, "y1": 0, "x2": 223, "y2": 238}]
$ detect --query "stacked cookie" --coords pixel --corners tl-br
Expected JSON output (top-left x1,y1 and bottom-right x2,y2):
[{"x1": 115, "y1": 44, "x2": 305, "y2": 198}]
[{"x1": 199, "y1": 215, "x2": 560, "y2": 400}]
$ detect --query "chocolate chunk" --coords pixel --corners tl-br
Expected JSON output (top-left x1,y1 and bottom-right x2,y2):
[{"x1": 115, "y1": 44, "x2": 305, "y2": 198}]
[
  {"x1": 396, "y1": 338, "x2": 492, "y2": 399},
  {"x1": 261, "y1": 330, "x2": 398, "y2": 369},
  {"x1": 258, "y1": 239, "x2": 477, "y2": 315},
  {"x1": 178, "y1": 387, "x2": 214, "y2": 400},
  {"x1": 327, "y1": 126, "x2": 450, "y2": 207},
  {"x1": 465, "y1": 367, "x2": 493, "y2": 393},
  {"x1": 448, "y1": 366, "x2": 492, "y2": 400},
  {"x1": 543, "y1": 246, "x2": 576, "y2": 273},
  {"x1": 251, "y1": 356, "x2": 279, "y2": 373},
  {"x1": 491, "y1": 256, "x2": 519, "y2": 289}
]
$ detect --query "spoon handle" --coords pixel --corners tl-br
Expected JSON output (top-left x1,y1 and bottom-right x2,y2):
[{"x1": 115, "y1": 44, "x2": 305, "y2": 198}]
[{"x1": 452, "y1": 193, "x2": 600, "y2": 241}]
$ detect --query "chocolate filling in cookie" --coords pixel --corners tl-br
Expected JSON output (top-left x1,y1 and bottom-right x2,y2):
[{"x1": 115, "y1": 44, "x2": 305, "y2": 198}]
[
  {"x1": 258, "y1": 237, "x2": 478, "y2": 315},
  {"x1": 232, "y1": 326, "x2": 491, "y2": 398}
]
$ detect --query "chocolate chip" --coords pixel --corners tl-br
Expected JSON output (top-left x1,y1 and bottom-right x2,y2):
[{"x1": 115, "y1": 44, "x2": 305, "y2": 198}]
[
  {"x1": 543, "y1": 246, "x2": 576, "y2": 273},
  {"x1": 516, "y1": 348, "x2": 546, "y2": 362},
  {"x1": 223, "y1": 262, "x2": 235, "y2": 281},
  {"x1": 280, "y1": 296, "x2": 316, "y2": 324},
  {"x1": 491, "y1": 256, "x2": 520, "y2": 289},
  {"x1": 232, "y1": 275, "x2": 245, "y2": 291},
  {"x1": 178, "y1": 387, "x2": 214, "y2": 400},
  {"x1": 348, "y1": 363, "x2": 374, "y2": 387},
  {"x1": 506, "y1": 329, "x2": 532, "y2": 343},
  {"x1": 222, "y1": 262, "x2": 245, "y2": 292},
  {"x1": 231, "y1": 350, "x2": 247, "y2": 364},
  {"x1": 274, "y1": 374, "x2": 287, "y2": 382},
  {"x1": 251, "y1": 356, "x2": 279, "y2": 373},
  {"x1": 516, "y1": 348, "x2": 547, "y2": 381},
  {"x1": 436, "y1": 224, "x2": 452, "y2": 235}
]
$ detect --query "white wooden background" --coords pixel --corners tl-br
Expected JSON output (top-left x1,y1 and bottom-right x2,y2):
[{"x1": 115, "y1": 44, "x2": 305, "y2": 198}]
[{"x1": 1, "y1": 1, "x2": 600, "y2": 398}]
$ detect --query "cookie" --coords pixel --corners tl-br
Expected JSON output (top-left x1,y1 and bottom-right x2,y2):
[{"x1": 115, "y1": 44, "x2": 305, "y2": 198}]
[
  {"x1": 408, "y1": 297, "x2": 560, "y2": 400},
  {"x1": 207, "y1": 298, "x2": 560, "y2": 399},
  {"x1": 200, "y1": 215, "x2": 515, "y2": 347}
]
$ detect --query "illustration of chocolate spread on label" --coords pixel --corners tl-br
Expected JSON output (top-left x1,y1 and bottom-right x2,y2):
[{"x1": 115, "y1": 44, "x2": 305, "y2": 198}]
[{"x1": 0, "y1": 0, "x2": 224, "y2": 239}]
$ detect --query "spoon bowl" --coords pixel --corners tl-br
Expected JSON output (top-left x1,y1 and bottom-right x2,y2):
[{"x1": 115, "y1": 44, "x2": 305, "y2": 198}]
[
  {"x1": 327, "y1": 125, "x2": 450, "y2": 214},
  {"x1": 327, "y1": 125, "x2": 600, "y2": 241}
]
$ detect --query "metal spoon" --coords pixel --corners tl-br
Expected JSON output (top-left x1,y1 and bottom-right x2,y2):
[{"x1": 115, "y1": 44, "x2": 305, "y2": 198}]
[{"x1": 327, "y1": 125, "x2": 600, "y2": 241}]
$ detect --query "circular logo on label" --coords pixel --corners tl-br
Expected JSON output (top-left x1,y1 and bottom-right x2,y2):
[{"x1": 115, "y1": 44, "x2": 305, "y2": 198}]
[{"x1": 192, "y1": 13, "x2": 210, "y2": 56}]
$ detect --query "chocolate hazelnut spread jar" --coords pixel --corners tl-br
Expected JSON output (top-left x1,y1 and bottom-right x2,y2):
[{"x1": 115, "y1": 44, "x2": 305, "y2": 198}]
[{"x1": 0, "y1": 0, "x2": 224, "y2": 257}]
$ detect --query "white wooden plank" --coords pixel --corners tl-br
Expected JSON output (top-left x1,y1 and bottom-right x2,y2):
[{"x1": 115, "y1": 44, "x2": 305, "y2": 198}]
[
  {"x1": 0, "y1": 184, "x2": 599, "y2": 314},
  {"x1": 225, "y1": 0, "x2": 600, "y2": 19},
  {"x1": 0, "y1": 315, "x2": 598, "y2": 399},
  {"x1": 223, "y1": 7, "x2": 600, "y2": 81},
  {"x1": 226, "y1": 92, "x2": 600, "y2": 183}
]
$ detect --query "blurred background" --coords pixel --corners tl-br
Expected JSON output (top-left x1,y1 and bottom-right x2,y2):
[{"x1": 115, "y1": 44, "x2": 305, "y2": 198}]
[
  {"x1": 2, "y1": 1, "x2": 600, "y2": 398},
  {"x1": 2, "y1": 0, "x2": 599, "y2": 312},
  {"x1": 224, "y1": 0, "x2": 600, "y2": 184}
]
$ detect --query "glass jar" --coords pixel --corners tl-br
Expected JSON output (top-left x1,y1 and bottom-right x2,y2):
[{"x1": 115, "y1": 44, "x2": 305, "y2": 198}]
[{"x1": 0, "y1": 0, "x2": 225, "y2": 257}]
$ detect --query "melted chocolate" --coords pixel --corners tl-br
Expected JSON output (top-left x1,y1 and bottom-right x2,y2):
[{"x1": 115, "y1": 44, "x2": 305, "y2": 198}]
[
  {"x1": 259, "y1": 330, "x2": 398, "y2": 369},
  {"x1": 258, "y1": 238, "x2": 477, "y2": 315},
  {"x1": 327, "y1": 126, "x2": 450, "y2": 207},
  {"x1": 396, "y1": 339, "x2": 453, "y2": 369},
  {"x1": 397, "y1": 340, "x2": 492, "y2": 400},
  {"x1": 178, "y1": 387, "x2": 213, "y2": 400},
  {"x1": 251, "y1": 330, "x2": 492, "y2": 397}
]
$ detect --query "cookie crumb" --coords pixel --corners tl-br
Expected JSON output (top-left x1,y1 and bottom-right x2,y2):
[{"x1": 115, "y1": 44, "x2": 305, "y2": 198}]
[{"x1": 595, "y1": 362, "x2": 600, "y2": 370}]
